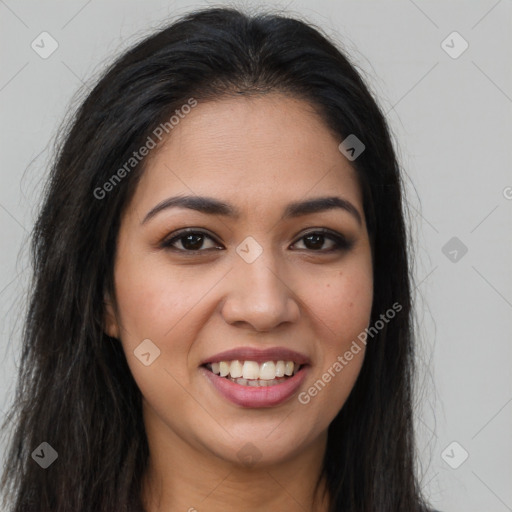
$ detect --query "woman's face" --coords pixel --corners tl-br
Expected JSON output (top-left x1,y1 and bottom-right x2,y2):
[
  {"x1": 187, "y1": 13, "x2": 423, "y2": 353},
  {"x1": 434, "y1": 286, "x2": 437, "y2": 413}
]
[{"x1": 106, "y1": 94, "x2": 373, "y2": 467}]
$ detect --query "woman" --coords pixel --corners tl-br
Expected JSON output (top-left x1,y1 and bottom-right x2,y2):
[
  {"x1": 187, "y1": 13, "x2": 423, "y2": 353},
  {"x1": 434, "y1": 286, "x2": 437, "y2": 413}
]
[{"x1": 0, "y1": 6, "x2": 437, "y2": 512}]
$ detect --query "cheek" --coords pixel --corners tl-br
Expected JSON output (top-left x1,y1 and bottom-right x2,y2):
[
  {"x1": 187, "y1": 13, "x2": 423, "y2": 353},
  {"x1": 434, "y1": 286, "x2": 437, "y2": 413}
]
[
  {"x1": 113, "y1": 257, "x2": 213, "y2": 340},
  {"x1": 112, "y1": 262, "x2": 209, "y2": 411},
  {"x1": 112, "y1": 257, "x2": 216, "y2": 394},
  {"x1": 310, "y1": 261, "x2": 373, "y2": 345},
  {"x1": 298, "y1": 260, "x2": 372, "y2": 412}
]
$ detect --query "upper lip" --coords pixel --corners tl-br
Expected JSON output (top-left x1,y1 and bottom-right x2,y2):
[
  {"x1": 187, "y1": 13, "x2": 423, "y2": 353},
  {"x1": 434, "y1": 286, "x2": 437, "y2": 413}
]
[{"x1": 200, "y1": 347, "x2": 311, "y2": 366}]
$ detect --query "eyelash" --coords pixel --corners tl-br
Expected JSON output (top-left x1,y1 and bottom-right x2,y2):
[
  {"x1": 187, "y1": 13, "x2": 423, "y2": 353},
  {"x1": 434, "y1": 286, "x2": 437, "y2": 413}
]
[{"x1": 160, "y1": 228, "x2": 353, "y2": 254}]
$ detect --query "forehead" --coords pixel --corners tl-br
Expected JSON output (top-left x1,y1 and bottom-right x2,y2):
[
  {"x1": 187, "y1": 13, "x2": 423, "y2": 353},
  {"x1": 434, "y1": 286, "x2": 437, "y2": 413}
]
[{"x1": 129, "y1": 94, "x2": 363, "y2": 217}]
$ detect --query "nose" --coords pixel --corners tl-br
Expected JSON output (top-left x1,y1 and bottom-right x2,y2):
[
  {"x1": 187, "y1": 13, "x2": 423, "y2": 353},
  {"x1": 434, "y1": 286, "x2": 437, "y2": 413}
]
[{"x1": 220, "y1": 249, "x2": 301, "y2": 332}]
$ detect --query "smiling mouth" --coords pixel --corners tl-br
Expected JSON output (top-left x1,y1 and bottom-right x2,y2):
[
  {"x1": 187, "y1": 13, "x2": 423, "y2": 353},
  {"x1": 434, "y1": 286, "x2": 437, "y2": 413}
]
[{"x1": 203, "y1": 360, "x2": 304, "y2": 387}]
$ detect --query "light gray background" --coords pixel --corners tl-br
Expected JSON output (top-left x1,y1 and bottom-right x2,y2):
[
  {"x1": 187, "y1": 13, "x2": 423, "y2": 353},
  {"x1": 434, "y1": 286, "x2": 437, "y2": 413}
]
[{"x1": 1, "y1": 1, "x2": 511, "y2": 510}]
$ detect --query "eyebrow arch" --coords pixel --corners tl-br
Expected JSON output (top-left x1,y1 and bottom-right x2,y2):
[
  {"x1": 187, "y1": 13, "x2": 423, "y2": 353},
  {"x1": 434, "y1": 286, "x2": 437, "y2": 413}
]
[{"x1": 141, "y1": 194, "x2": 362, "y2": 226}]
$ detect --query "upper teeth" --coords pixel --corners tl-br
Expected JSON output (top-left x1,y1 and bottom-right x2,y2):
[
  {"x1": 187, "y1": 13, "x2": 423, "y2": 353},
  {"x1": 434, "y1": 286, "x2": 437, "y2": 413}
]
[{"x1": 208, "y1": 360, "x2": 299, "y2": 380}]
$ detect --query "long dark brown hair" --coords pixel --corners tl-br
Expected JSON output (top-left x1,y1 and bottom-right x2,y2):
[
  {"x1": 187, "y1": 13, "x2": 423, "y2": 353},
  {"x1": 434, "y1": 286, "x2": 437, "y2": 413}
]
[{"x1": 1, "y1": 6, "x2": 433, "y2": 511}]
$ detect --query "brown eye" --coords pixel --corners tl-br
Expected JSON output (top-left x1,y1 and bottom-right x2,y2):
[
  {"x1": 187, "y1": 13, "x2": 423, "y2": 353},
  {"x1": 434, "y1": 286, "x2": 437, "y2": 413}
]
[
  {"x1": 302, "y1": 233, "x2": 327, "y2": 250},
  {"x1": 161, "y1": 230, "x2": 222, "y2": 252},
  {"x1": 291, "y1": 230, "x2": 353, "y2": 252}
]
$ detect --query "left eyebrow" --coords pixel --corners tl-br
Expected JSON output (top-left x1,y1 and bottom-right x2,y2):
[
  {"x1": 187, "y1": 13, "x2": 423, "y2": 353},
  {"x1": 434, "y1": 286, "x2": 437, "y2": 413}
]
[
  {"x1": 141, "y1": 194, "x2": 362, "y2": 226},
  {"x1": 282, "y1": 196, "x2": 362, "y2": 226}
]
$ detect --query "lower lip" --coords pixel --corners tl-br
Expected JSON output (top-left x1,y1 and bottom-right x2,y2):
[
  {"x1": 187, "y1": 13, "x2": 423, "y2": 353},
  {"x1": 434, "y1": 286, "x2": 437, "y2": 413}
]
[{"x1": 200, "y1": 366, "x2": 309, "y2": 408}]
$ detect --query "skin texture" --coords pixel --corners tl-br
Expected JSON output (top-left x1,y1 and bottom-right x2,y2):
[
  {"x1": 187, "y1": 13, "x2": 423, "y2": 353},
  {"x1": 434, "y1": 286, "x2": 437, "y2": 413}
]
[{"x1": 104, "y1": 94, "x2": 374, "y2": 512}]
